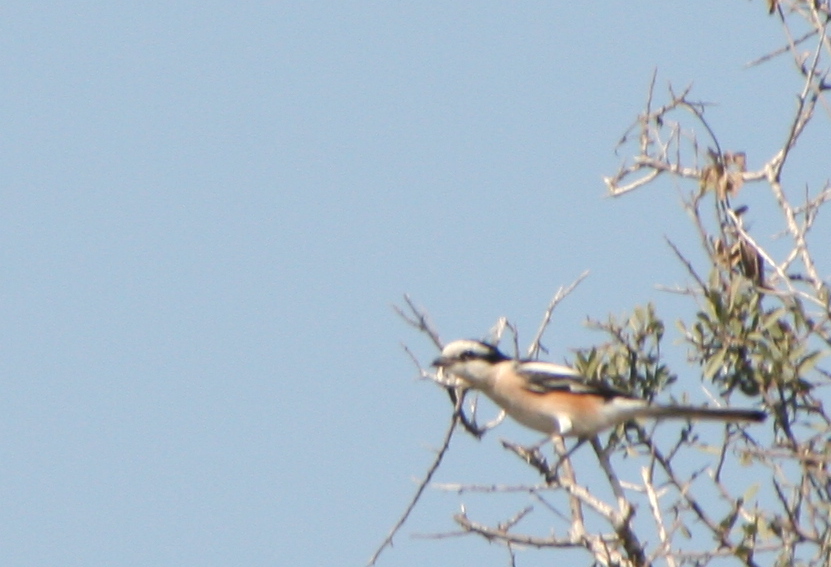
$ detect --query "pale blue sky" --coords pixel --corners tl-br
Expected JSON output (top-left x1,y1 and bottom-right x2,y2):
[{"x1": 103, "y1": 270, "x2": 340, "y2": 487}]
[{"x1": 1, "y1": 2, "x2": 828, "y2": 566}]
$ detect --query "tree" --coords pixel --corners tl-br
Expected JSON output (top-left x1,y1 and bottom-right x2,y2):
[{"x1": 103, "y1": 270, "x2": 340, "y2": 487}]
[{"x1": 371, "y1": 2, "x2": 830, "y2": 565}]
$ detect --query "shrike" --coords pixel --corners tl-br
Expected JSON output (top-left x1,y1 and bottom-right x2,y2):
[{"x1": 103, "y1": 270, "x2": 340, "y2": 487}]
[{"x1": 433, "y1": 339, "x2": 765, "y2": 439}]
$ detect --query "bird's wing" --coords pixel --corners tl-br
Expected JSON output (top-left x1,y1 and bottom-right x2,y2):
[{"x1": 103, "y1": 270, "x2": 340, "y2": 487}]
[{"x1": 516, "y1": 361, "x2": 633, "y2": 400}]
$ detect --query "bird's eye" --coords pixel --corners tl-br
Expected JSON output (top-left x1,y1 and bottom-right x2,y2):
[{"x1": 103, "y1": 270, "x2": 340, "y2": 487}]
[{"x1": 460, "y1": 350, "x2": 476, "y2": 361}]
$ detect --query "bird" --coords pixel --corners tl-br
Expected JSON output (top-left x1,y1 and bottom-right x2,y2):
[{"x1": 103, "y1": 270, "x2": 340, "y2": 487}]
[{"x1": 432, "y1": 339, "x2": 766, "y2": 439}]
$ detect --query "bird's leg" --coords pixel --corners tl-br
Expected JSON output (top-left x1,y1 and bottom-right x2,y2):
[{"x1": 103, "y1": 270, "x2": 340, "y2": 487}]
[{"x1": 528, "y1": 434, "x2": 553, "y2": 452}]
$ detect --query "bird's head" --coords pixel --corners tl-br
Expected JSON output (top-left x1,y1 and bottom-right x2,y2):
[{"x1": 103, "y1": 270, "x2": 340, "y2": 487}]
[{"x1": 432, "y1": 339, "x2": 509, "y2": 389}]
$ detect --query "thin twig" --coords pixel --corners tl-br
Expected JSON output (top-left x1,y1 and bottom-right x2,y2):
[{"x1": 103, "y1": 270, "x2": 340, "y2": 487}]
[
  {"x1": 642, "y1": 465, "x2": 677, "y2": 567},
  {"x1": 392, "y1": 294, "x2": 443, "y2": 350},
  {"x1": 527, "y1": 270, "x2": 590, "y2": 359},
  {"x1": 746, "y1": 29, "x2": 818, "y2": 68},
  {"x1": 367, "y1": 408, "x2": 459, "y2": 565}
]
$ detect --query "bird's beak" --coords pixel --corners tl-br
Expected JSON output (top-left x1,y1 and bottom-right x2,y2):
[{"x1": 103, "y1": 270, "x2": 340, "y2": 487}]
[{"x1": 432, "y1": 356, "x2": 451, "y2": 368}]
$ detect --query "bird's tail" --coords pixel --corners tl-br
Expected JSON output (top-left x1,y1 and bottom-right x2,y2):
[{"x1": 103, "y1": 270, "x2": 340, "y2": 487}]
[{"x1": 636, "y1": 405, "x2": 766, "y2": 423}]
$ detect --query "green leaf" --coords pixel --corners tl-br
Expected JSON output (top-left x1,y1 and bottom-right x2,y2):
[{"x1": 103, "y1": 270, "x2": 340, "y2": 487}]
[
  {"x1": 704, "y1": 348, "x2": 727, "y2": 380},
  {"x1": 796, "y1": 350, "x2": 825, "y2": 376}
]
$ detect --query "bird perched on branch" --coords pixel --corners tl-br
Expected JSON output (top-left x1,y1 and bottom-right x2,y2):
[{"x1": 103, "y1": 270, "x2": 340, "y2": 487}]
[{"x1": 433, "y1": 339, "x2": 766, "y2": 439}]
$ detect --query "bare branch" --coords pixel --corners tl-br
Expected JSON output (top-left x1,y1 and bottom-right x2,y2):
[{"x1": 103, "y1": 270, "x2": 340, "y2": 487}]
[
  {"x1": 527, "y1": 270, "x2": 590, "y2": 359},
  {"x1": 392, "y1": 295, "x2": 443, "y2": 350},
  {"x1": 641, "y1": 465, "x2": 677, "y2": 567},
  {"x1": 453, "y1": 509, "x2": 587, "y2": 549},
  {"x1": 368, "y1": 407, "x2": 460, "y2": 565},
  {"x1": 746, "y1": 28, "x2": 818, "y2": 68}
]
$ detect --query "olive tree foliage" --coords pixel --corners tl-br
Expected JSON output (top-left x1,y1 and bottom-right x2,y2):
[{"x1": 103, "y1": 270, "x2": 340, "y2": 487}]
[{"x1": 370, "y1": 2, "x2": 831, "y2": 566}]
